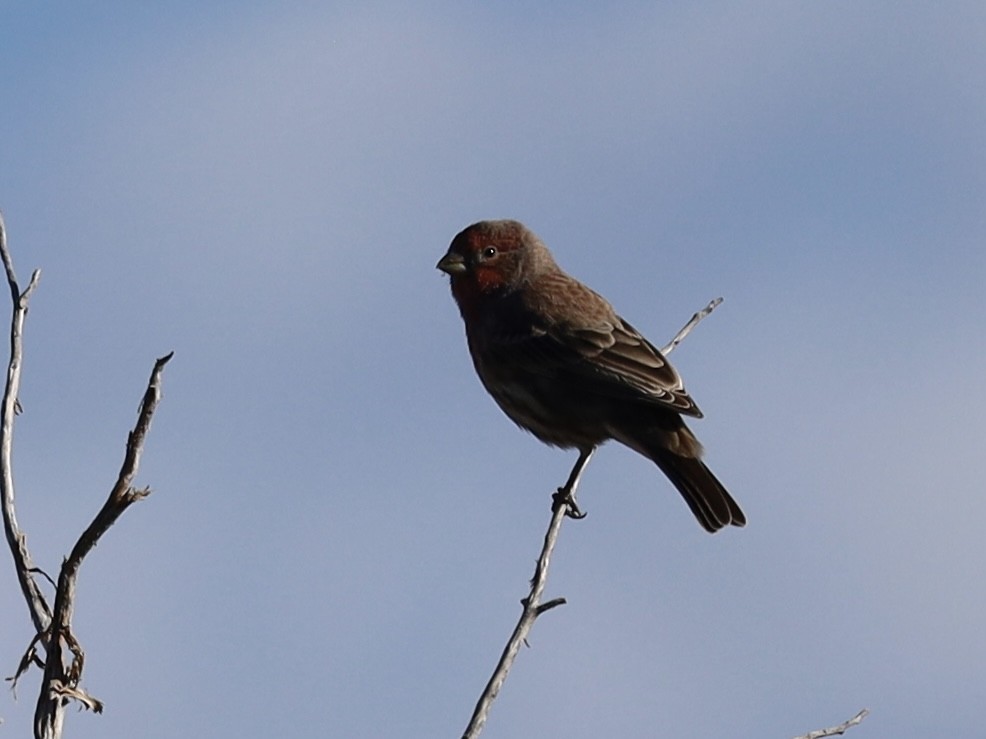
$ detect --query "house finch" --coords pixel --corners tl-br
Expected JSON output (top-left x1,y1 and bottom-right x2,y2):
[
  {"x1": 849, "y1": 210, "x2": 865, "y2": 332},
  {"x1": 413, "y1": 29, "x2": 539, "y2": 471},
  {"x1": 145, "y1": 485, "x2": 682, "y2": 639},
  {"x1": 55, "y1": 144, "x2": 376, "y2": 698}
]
[{"x1": 437, "y1": 219, "x2": 745, "y2": 533}]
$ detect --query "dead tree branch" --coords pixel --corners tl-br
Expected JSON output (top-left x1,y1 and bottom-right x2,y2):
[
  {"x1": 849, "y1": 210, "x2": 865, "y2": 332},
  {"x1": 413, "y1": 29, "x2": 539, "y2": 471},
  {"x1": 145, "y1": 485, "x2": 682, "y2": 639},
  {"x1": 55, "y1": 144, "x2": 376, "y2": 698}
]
[
  {"x1": 461, "y1": 298, "x2": 721, "y2": 738},
  {"x1": 0, "y1": 212, "x2": 172, "y2": 739},
  {"x1": 793, "y1": 708, "x2": 870, "y2": 739},
  {"x1": 33, "y1": 352, "x2": 172, "y2": 738},
  {"x1": 0, "y1": 211, "x2": 49, "y2": 636}
]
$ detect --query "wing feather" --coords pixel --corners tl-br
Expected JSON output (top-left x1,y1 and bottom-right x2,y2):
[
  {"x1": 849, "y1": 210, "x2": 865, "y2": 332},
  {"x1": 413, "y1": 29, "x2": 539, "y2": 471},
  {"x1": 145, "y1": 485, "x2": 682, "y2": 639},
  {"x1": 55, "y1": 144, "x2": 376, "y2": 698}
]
[{"x1": 475, "y1": 274, "x2": 703, "y2": 418}]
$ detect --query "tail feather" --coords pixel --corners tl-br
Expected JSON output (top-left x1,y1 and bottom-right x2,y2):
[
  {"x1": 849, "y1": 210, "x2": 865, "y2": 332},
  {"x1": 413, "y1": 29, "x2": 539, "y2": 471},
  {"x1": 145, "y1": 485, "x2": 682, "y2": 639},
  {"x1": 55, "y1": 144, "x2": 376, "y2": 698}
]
[
  {"x1": 613, "y1": 421, "x2": 746, "y2": 533},
  {"x1": 653, "y1": 453, "x2": 746, "y2": 533}
]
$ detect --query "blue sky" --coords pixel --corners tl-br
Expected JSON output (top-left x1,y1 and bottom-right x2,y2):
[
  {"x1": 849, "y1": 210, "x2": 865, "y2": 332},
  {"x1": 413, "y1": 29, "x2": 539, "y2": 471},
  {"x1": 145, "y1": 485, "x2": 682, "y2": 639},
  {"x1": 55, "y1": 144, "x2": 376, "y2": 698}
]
[{"x1": 1, "y1": 2, "x2": 984, "y2": 737}]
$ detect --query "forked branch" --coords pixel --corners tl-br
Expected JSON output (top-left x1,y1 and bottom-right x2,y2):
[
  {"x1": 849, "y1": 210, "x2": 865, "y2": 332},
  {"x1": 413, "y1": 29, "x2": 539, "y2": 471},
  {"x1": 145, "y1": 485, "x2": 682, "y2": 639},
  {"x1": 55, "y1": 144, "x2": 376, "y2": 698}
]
[
  {"x1": 33, "y1": 352, "x2": 172, "y2": 738},
  {"x1": 0, "y1": 212, "x2": 172, "y2": 739}
]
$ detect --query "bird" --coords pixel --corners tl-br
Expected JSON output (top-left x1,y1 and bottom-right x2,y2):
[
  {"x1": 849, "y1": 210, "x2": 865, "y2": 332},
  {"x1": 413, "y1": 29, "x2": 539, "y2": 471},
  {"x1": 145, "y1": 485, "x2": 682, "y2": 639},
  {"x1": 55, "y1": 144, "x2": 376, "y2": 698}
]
[{"x1": 436, "y1": 219, "x2": 745, "y2": 533}]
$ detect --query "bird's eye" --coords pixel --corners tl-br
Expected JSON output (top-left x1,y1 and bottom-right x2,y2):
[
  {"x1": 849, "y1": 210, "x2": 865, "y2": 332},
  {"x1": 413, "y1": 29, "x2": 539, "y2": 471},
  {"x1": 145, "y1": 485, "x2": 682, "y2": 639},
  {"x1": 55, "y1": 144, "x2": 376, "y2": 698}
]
[{"x1": 482, "y1": 246, "x2": 497, "y2": 259}]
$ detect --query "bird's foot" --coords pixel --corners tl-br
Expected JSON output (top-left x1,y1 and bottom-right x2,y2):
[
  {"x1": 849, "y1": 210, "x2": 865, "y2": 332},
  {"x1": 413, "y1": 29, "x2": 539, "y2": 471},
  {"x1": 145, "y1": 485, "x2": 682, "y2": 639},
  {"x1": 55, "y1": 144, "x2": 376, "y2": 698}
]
[{"x1": 552, "y1": 487, "x2": 587, "y2": 519}]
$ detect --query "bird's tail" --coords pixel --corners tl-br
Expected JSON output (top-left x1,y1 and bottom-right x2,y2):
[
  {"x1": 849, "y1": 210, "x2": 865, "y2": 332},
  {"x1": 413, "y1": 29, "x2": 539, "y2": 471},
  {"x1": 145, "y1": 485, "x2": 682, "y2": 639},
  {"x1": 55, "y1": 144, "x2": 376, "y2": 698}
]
[
  {"x1": 653, "y1": 452, "x2": 746, "y2": 533},
  {"x1": 618, "y1": 425, "x2": 746, "y2": 533}
]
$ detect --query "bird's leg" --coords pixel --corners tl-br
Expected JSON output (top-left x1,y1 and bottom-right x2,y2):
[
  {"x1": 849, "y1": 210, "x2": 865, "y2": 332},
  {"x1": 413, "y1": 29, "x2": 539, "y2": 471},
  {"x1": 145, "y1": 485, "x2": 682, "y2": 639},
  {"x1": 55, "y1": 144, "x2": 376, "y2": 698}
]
[{"x1": 552, "y1": 448, "x2": 595, "y2": 519}]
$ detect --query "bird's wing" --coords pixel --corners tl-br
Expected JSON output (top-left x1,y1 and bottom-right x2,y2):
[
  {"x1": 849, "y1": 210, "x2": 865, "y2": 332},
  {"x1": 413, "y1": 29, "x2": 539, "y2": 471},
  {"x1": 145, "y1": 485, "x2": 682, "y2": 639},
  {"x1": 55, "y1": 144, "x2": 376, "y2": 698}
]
[
  {"x1": 479, "y1": 278, "x2": 703, "y2": 417},
  {"x1": 553, "y1": 317, "x2": 703, "y2": 417}
]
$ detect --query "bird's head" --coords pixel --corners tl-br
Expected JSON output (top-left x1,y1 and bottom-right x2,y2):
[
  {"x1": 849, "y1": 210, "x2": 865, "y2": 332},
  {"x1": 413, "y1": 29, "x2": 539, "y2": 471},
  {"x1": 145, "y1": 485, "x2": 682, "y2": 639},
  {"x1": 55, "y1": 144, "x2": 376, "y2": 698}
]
[{"x1": 437, "y1": 220, "x2": 555, "y2": 315}]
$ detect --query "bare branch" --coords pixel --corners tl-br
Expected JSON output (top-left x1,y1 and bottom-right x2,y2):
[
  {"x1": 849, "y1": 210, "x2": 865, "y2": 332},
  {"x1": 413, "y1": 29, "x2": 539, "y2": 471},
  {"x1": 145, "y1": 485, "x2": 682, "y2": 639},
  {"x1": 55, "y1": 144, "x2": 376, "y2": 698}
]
[
  {"x1": 793, "y1": 709, "x2": 870, "y2": 739},
  {"x1": 64, "y1": 352, "x2": 172, "y2": 570},
  {"x1": 0, "y1": 211, "x2": 51, "y2": 634},
  {"x1": 462, "y1": 449, "x2": 593, "y2": 738},
  {"x1": 34, "y1": 352, "x2": 173, "y2": 737},
  {"x1": 660, "y1": 297, "x2": 723, "y2": 356},
  {"x1": 461, "y1": 497, "x2": 571, "y2": 738},
  {"x1": 4, "y1": 207, "x2": 174, "y2": 738},
  {"x1": 28, "y1": 566, "x2": 57, "y2": 590}
]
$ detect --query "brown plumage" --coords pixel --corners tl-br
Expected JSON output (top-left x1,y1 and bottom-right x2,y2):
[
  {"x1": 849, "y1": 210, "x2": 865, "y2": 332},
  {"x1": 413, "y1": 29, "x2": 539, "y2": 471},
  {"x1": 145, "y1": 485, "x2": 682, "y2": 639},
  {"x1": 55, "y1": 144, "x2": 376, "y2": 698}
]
[{"x1": 437, "y1": 219, "x2": 745, "y2": 533}]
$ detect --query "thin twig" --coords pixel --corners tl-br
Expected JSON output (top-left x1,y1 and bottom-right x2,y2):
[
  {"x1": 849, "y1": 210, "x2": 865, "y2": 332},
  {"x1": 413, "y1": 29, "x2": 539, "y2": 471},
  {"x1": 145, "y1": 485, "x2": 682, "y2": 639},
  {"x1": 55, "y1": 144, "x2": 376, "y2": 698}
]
[
  {"x1": 661, "y1": 297, "x2": 722, "y2": 356},
  {"x1": 461, "y1": 481, "x2": 578, "y2": 739},
  {"x1": 793, "y1": 709, "x2": 870, "y2": 739},
  {"x1": 0, "y1": 211, "x2": 51, "y2": 635}
]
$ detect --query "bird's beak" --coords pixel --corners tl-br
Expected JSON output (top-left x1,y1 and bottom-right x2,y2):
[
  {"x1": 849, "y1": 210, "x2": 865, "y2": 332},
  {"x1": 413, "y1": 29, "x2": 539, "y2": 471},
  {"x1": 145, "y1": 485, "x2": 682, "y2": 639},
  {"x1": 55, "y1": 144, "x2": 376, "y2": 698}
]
[{"x1": 436, "y1": 251, "x2": 467, "y2": 276}]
